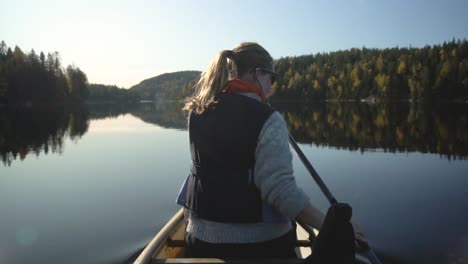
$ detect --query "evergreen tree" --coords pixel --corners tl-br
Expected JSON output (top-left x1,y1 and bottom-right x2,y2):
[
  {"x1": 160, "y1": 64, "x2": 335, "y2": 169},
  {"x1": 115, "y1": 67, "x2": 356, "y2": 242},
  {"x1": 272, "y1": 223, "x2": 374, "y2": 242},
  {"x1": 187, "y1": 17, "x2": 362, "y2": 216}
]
[
  {"x1": 0, "y1": 41, "x2": 89, "y2": 104},
  {"x1": 66, "y1": 65, "x2": 89, "y2": 101}
]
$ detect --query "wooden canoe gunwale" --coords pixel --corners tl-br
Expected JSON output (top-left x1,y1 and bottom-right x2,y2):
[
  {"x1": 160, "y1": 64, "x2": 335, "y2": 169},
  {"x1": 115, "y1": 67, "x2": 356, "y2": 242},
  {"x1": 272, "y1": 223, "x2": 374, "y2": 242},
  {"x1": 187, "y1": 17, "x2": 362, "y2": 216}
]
[{"x1": 135, "y1": 209, "x2": 185, "y2": 264}]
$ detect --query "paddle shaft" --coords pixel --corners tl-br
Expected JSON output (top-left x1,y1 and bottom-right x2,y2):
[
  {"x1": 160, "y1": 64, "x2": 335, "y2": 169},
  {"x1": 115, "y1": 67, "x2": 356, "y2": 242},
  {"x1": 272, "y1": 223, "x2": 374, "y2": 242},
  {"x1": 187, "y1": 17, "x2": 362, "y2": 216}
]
[
  {"x1": 287, "y1": 133, "x2": 382, "y2": 264},
  {"x1": 288, "y1": 133, "x2": 337, "y2": 205}
]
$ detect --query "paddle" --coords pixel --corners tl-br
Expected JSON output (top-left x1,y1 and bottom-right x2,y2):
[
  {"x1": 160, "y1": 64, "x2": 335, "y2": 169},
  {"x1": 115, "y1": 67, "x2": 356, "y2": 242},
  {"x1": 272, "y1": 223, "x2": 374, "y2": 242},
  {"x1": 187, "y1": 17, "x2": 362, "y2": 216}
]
[{"x1": 287, "y1": 132, "x2": 382, "y2": 264}]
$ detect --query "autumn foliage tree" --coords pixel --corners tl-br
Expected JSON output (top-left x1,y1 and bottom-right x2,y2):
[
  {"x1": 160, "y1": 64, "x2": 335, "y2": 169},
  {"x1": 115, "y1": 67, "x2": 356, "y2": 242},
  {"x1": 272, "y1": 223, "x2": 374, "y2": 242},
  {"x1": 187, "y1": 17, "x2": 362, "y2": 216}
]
[{"x1": 273, "y1": 39, "x2": 468, "y2": 102}]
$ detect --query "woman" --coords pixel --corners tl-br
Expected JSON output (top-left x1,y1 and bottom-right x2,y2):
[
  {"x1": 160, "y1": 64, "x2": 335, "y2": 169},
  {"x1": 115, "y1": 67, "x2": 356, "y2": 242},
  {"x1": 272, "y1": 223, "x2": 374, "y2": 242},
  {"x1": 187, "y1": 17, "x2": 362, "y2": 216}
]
[{"x1": 178, "y1": 42, "x2": 366, "y2": 259}]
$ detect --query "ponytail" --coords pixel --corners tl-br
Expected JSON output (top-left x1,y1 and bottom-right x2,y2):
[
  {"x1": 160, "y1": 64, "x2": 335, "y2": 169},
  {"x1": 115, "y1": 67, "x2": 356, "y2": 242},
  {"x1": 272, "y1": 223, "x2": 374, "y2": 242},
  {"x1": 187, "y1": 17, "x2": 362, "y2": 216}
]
[
  {"x1": 183, "y1": 50, "x2": 234, "y2": 114},
  {"x1": 183, "y1": 42, "x2": 272, "y2": 114}
]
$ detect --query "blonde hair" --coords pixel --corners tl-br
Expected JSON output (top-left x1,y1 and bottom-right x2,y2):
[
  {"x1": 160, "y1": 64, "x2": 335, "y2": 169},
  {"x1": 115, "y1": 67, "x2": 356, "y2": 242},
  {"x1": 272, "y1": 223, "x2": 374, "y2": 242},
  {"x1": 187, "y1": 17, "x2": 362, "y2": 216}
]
[{"x1": 183, "y1": 42, "x2": 273, "y2": 114}]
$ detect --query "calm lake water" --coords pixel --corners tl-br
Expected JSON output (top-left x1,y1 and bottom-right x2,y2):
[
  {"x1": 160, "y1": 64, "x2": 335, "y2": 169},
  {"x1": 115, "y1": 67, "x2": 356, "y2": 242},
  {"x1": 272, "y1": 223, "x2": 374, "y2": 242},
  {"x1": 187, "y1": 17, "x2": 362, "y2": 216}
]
[{"x1": 1, "y1": 102, "x2": 467, "y2": 264}]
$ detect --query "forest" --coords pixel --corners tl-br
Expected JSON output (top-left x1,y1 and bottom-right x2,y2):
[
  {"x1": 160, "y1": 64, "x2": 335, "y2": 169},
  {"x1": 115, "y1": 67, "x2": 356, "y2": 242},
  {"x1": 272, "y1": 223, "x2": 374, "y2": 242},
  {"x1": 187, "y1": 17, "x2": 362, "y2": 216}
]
[
  {"x1": 0, "y1": 41, "x2": 89, "y2": 105},
  {"x1": 272, "y1": 39, "x2": 468, "y2": 102},
  {"x1": 1, "y1": 39, "x2": 467, "y2": 105},
  {"x1": 87, "y1": 83, "x2": 140, "y2": 103}
]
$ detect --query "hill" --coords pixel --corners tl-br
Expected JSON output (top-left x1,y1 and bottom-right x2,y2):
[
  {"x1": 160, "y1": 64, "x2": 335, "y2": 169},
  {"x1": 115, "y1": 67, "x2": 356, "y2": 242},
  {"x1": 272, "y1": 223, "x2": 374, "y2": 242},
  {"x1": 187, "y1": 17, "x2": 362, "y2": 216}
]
[
  {"x1": 129, "y1": 71, "x2": 200, "y2": 101},
  {"x1": 129, "y1": 39, "x2": 468, "y2": 103}
]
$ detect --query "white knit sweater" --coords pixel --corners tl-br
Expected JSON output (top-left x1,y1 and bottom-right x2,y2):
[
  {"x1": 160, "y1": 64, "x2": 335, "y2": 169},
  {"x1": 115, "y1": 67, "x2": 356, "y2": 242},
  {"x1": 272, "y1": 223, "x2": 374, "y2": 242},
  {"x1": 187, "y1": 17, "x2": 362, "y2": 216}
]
[{"x1": 185, "y1": 93, "x2": 310, "y2": 243}]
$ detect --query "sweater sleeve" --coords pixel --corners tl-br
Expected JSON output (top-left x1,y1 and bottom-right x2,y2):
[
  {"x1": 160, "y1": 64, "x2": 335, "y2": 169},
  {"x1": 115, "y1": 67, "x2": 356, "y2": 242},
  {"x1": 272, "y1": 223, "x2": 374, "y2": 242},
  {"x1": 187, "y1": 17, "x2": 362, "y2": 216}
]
[{"x1": 254, "y1": 111, "x2": 310, "y2": 219}]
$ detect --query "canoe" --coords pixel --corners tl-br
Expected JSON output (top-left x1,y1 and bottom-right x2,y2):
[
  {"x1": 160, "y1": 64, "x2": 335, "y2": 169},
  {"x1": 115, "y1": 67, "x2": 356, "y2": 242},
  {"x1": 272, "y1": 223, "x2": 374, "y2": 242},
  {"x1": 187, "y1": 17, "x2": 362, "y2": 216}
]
[{"x1": 134, "y1": 208, "x2": 370, "y2": 264}]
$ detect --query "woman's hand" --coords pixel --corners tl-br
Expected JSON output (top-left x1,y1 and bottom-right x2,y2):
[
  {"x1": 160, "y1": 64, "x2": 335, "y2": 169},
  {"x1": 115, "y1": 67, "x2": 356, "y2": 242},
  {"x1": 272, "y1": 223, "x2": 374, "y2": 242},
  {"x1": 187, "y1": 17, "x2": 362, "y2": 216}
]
[
  {"x1": 352, "y1": 221, "x2": 368, "y2": 246},
  {"x1": 265, "y1": 88, "x2": 275, "y2": 99}
]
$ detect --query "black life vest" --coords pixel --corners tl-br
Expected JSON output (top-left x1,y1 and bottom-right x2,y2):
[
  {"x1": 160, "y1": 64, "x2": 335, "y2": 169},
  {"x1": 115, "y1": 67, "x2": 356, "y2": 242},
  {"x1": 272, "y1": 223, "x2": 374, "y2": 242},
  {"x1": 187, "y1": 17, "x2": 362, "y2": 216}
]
[{"x1": 185, "y1": 93, "x2": 274, "y2": 223}]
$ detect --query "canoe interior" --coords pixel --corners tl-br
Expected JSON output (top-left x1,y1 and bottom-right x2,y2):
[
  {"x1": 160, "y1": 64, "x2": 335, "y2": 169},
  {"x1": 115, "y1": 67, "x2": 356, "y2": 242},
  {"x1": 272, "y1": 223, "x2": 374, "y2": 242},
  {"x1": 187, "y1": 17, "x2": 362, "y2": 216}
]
[
  {"x1": 152, "y1": 221, "x2": 314, "y2": 260},
  {"x1": 139, "y1": 209, "x2": 317, "y2": 264},
  {"x1": 136, "y1": 209, "x2": 372, "y2": 264}
]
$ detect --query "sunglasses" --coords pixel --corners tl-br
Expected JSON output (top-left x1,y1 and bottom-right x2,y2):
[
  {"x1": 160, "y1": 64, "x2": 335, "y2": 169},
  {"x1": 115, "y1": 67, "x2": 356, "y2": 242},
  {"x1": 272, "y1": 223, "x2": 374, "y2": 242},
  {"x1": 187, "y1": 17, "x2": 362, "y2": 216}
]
[{"x1": 256, "y1": 67, "x2": 278, "y2": 84}]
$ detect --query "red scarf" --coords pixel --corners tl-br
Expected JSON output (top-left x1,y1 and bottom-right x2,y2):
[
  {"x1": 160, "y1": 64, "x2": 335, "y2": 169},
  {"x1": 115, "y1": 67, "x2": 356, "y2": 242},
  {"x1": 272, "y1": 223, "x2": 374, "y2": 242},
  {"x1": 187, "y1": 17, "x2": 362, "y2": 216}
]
[{"x1": 223, "y1": 79, "x2": 266, "y2": 102}]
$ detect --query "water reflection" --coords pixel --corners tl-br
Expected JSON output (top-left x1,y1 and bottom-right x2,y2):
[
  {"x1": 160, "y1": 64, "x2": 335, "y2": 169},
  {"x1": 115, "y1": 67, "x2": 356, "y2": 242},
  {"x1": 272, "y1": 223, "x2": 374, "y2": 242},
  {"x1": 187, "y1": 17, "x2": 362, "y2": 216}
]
[
  {"x1": 130, "y1": 101, "x2": 187, "y2": 130},
  {"x1": 0, "y1": 105, "x2": 89, "y2": 166},
  {"x1": 1, "y1": 101, "x2": 467, "y2": 166},
  {"x1": 276, "y1": 102, "x2": 468, "y2": 160}
]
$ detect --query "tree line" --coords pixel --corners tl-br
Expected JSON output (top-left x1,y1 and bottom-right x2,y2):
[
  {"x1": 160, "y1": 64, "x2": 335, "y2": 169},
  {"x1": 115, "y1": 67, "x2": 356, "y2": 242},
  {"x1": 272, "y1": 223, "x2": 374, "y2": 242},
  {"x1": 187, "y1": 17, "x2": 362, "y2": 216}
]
[
  {"x1": 2, "y1": 39, "x2": 467, "y2": 105},
  {"x1": 88, "y1": 83, "x2": 140, "y2": 103},
  {"x1": 272, "y1": 39, "x2": 468, "y2": 102},
  {"x1": 0, "y1": 41, "x2": 89, "y2": 105}
]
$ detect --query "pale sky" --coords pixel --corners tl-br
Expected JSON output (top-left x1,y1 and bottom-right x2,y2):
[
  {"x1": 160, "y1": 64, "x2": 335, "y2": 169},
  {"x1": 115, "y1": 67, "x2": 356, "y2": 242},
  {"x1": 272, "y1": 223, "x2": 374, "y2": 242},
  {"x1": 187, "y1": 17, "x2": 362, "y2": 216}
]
[{"x1": 2, "y1": 0, "x2": 467, "y2": 88}]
